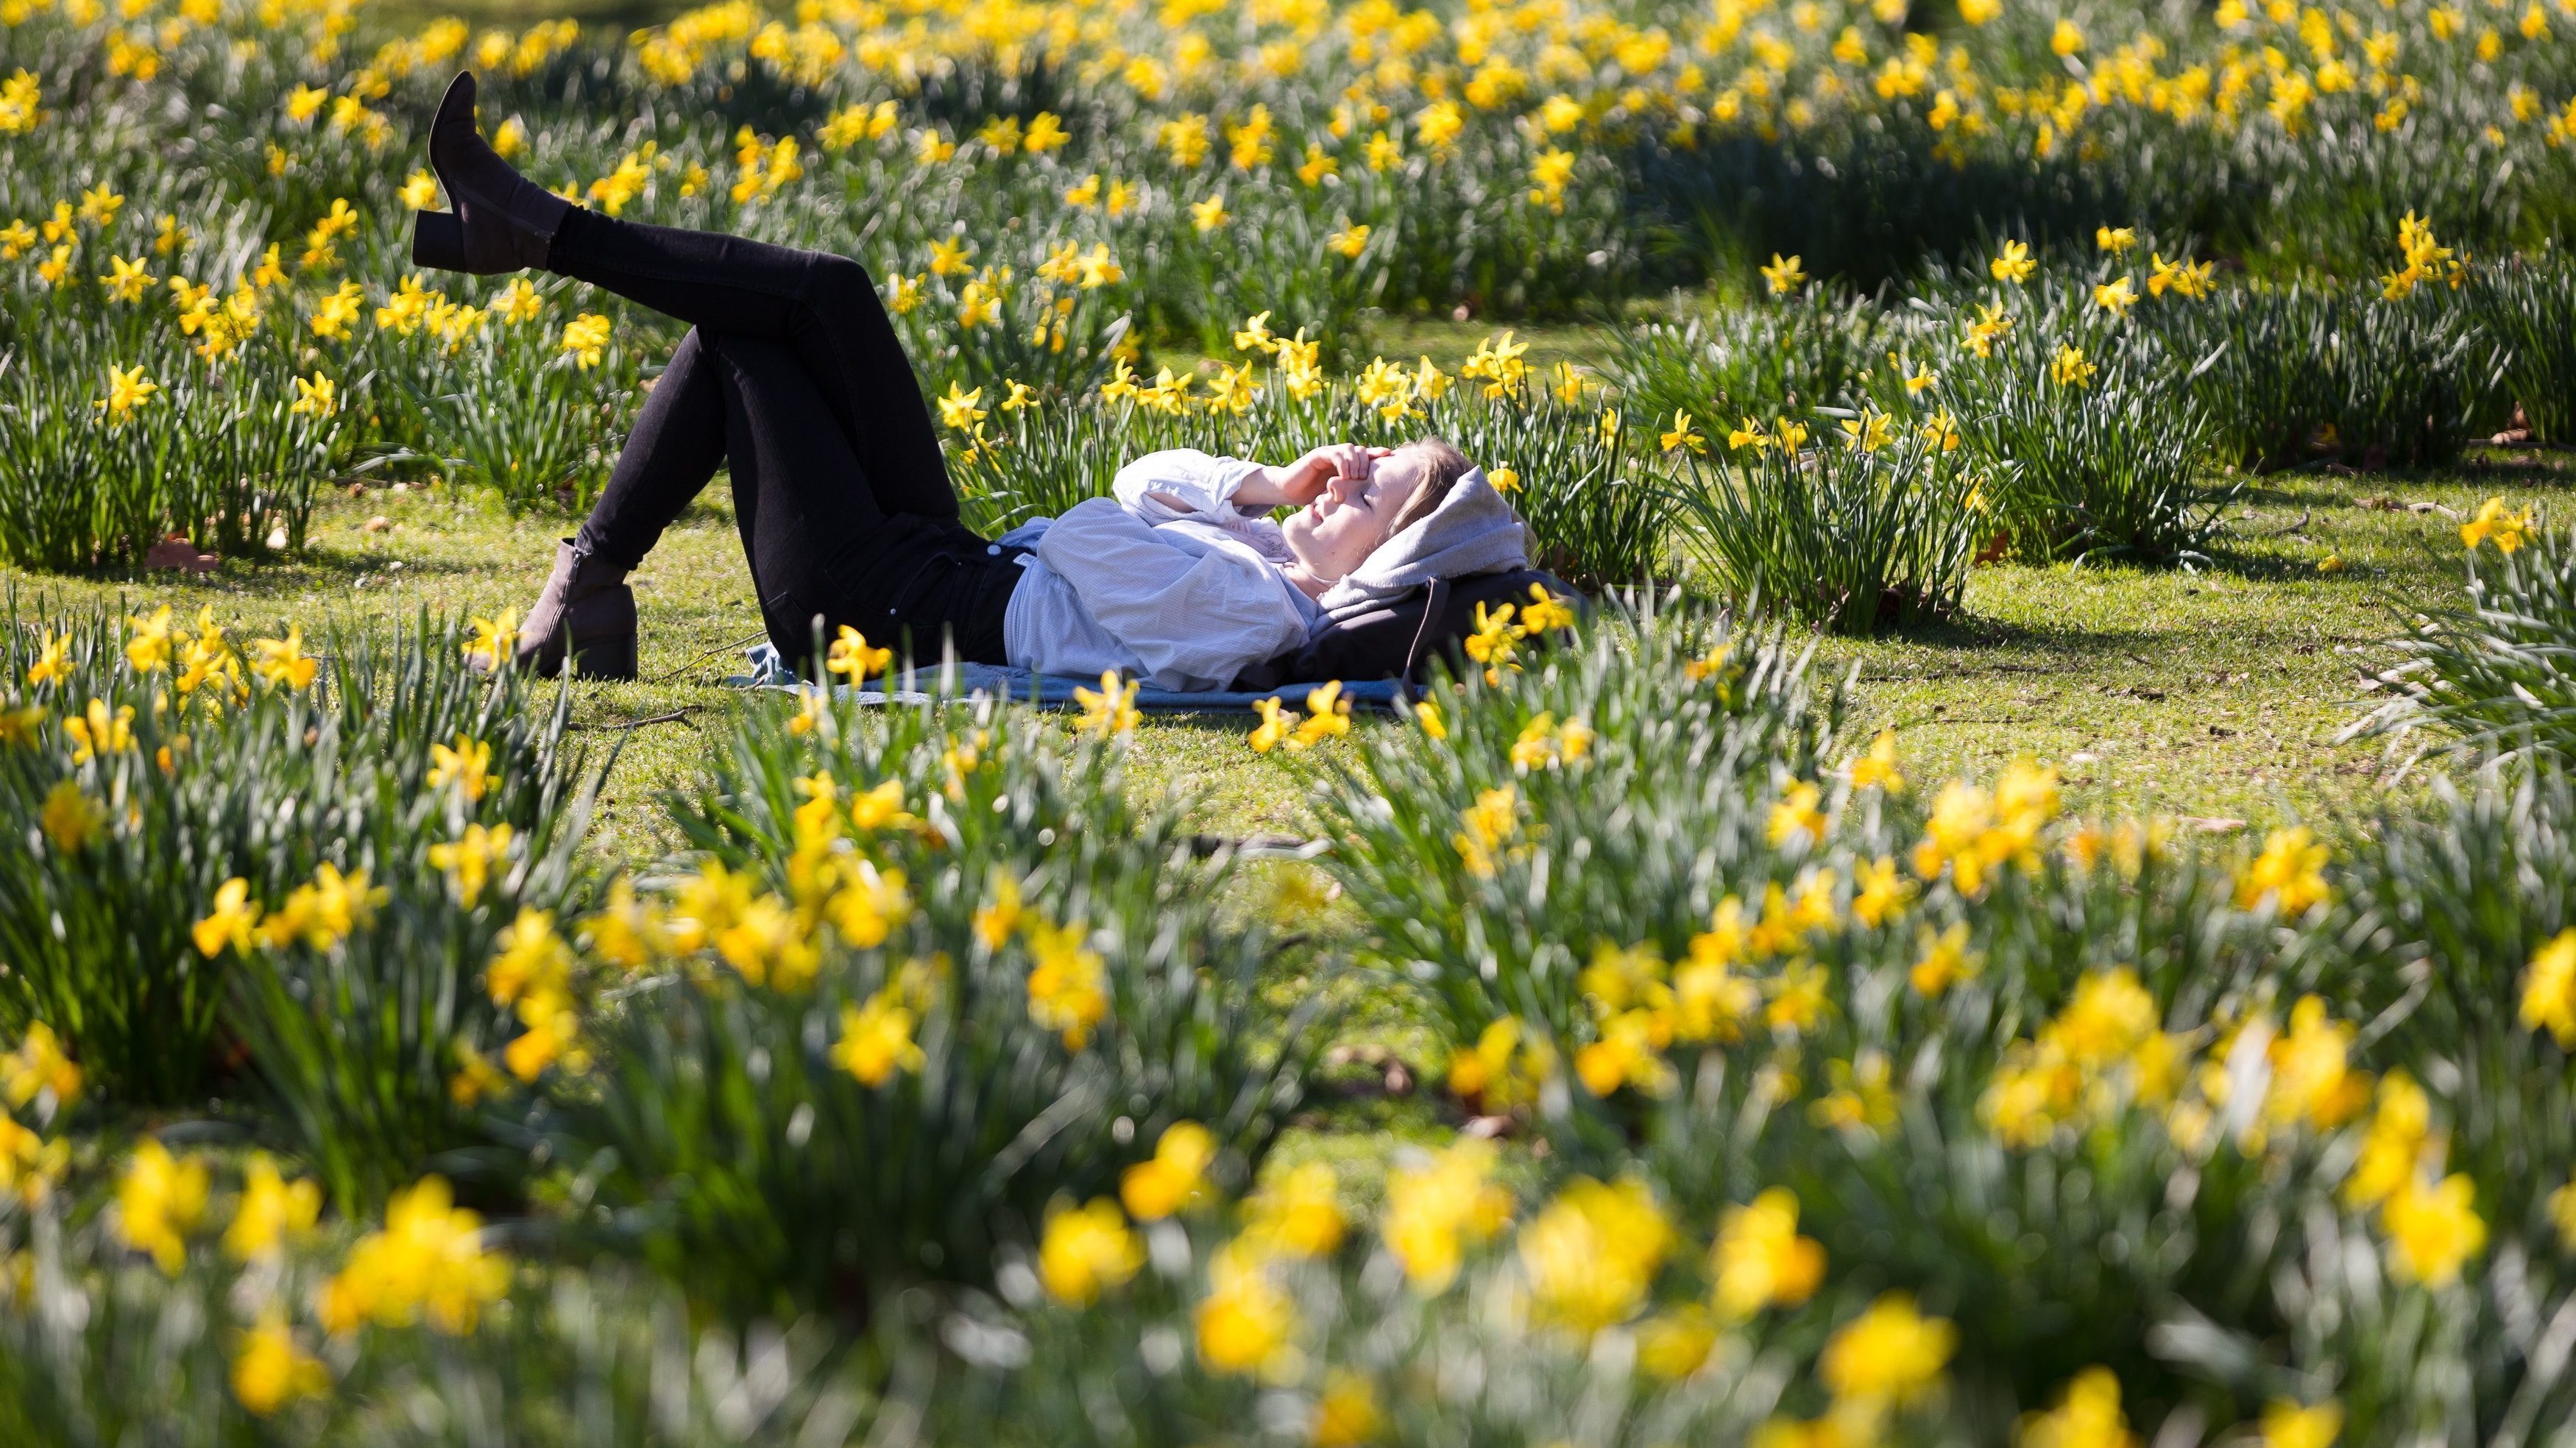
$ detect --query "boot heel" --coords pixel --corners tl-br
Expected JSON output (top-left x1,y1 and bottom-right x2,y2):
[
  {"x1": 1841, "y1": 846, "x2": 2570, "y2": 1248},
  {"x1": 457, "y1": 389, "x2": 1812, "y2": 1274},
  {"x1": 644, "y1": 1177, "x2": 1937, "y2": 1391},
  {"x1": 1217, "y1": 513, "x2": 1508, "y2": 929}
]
[
  {"x1": 411, "y1": 210, "x2": 466, "y2": 271},
  {"x1": 569, "y1": 632, "x2": 638, "y2": 682},
  {"x1": 567, "y1": 585, "x2": 639, "y2": 681}
]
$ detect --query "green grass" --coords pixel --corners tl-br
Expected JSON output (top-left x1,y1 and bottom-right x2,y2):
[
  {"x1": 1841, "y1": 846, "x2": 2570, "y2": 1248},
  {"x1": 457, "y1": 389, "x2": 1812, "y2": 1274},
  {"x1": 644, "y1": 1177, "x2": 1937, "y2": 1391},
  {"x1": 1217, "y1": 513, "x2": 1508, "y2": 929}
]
[
  {"x1": 9, "y1": 356, "x2": 2565, "y2": 1190},
  {"x1": 1805, "y1": 468, "x2": 2518, "y2": 828},
  {"x1": 11, "y1": 454, "x2": 2542, "y2": 846}
]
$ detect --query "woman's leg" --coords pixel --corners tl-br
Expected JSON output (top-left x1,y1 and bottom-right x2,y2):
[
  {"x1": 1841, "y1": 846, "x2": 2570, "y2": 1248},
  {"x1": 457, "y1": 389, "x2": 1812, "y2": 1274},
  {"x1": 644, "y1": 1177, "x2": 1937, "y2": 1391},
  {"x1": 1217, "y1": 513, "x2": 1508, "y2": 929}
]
[
  {"x1": 573, "y1": 327, "x2": 726, "y2": 571},
  {"x1": 509, "y1": 326, "x2": 723, "y2": 678},
  {"x1": 545, "y1": 209, "x2": 960, "y2": 523},
  {"x1": 698, "y1": 330, "x2": 1016, "y2": 667}
]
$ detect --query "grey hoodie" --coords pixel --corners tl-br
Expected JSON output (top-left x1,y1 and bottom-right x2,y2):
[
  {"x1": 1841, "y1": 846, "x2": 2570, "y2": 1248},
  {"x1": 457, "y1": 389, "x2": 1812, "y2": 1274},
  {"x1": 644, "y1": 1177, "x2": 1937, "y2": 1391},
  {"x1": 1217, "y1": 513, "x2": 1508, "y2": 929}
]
[{"x1": 1315, "y1": 468, "x2": 1535, "y2": 628}]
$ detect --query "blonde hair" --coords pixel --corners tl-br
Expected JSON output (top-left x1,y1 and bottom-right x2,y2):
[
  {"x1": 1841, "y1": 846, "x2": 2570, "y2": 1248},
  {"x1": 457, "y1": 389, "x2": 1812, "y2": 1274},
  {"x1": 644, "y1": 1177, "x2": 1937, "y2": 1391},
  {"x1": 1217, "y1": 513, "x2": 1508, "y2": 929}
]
[{"x1": 1381, "y1": 436, "x2": 1475, "y2": 540}]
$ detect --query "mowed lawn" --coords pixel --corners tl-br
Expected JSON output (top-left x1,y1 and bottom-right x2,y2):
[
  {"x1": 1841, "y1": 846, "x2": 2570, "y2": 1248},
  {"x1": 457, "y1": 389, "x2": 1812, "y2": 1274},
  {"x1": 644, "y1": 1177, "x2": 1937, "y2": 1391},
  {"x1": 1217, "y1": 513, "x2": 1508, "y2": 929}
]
[
  {"x1": 9, "y1": 443, "x2": 2551, "y2": 851},
  {"x1": 9, "y1": 405, "x2": 2564, "y2": 1190}
]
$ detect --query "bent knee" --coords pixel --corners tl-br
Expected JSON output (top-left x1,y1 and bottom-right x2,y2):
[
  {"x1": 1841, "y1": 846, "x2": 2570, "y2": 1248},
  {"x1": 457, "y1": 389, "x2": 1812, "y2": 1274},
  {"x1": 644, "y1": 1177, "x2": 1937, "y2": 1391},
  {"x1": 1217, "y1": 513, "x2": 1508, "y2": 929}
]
[{"x1": 799, "y1": 253, "x2": 881, "y2": 312}]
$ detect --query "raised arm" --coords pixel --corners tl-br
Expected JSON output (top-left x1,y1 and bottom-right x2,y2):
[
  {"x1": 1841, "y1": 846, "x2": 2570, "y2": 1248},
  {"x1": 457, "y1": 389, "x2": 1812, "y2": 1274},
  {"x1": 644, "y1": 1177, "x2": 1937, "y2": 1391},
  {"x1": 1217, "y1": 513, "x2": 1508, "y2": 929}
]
[
  {"x1": 1117, "y1": 444, "x2": 1390, "y2": 520},
  {"x1": 1235, "y1": 443, "x2": 1392, "y2": 510}
]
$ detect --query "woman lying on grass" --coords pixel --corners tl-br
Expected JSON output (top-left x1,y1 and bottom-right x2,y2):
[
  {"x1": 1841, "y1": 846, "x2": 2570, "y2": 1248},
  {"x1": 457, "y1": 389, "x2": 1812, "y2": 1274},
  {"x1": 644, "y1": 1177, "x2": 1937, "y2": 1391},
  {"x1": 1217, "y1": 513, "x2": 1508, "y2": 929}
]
[{"x1": 408, "y1": 72, "x2": 1540, "y2": 689}]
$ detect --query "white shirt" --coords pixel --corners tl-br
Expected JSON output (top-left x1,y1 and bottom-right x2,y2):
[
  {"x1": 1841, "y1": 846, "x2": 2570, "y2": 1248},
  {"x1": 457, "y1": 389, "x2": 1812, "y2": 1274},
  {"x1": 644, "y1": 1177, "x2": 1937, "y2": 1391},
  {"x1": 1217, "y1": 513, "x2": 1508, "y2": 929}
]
[{"x1": 998, "y1": 450, "x2": 1324, "y2": 692}]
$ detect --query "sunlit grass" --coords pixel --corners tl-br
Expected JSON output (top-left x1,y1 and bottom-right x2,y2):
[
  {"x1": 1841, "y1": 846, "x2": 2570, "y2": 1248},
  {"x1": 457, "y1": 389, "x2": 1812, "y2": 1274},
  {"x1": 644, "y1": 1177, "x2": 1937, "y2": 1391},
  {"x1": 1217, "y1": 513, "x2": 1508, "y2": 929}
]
[
  {"x1": 10, "y1": 444, "x2": 2543, "y2": 865},
  {"x1": 10, "y1": 395, "x2": 2558, "y2": 1210}
]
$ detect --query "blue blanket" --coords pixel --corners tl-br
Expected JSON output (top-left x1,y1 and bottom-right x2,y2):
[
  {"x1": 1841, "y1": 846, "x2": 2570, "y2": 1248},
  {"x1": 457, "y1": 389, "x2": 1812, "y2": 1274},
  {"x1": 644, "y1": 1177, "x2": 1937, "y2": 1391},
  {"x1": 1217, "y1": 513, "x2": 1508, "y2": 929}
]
[{"x1": 727, "y1": 646, "x2": 1405, "y2": 712}]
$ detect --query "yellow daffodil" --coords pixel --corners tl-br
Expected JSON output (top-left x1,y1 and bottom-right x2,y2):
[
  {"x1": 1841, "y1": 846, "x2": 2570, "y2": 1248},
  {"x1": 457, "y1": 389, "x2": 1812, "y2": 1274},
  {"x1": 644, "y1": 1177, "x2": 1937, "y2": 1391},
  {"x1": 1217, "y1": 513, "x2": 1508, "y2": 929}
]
[
  {"x1": 827, "y1": 625, "x2": 894, "y2": 681},
  {"x1": 1711, "y1": 1186, "x2": 1825, "y2": 1317},
  {"x1": 2521, "y1": 928, "x2": 2576, "y2": 1047},
  {"x1": 465, "y1": 610, "x2": 519, "y2": 670},
  {"x1": 0, "y1": 1021, "x2": 81, "y2": 1111},
  {"x1": 1120, "y1": 1121, "x2": 1214, "y2": 1219},
  {"x1": 1382, "y1": 1139, "x2": 1512, "y2": 1293},
  {"x1": 98, "y1": 253, "x2": 153, "y2": 302},
  {"x1": 316, "y1": 1175, "x2": 511, "y2": 1335},
  {"x1": 1819, "y1": 1292, "x2": 1955, "y2": 1405},
  {"x1": 289, "y1": 372, "x2": 337, "y2": 416},
  {"x1": 2235, "y1": 826, "x2": 2329, "y2": 916},
  {"x1": 39, "y1": 779, "x2": 102, "y2": 853},
  {"x1": 1519, "y1": 1176, "x2": 1673, "y2": 1333},
  {"x1": 250, "y1": 626, "x2": 316, "y2": 689},
  {"x1": 223, "y1": 1154, "x2": 322, "y2": 1263},
  {"x1": 64, "y1": 698, "x2": 134, "y2": 764},
  {"x1": 428, "y1": 822, "x2": 514, "y2": 908},
  {"x1": 2260, "y1": 1401, "x2": 2344, "y2": 1448},
  {"x1": 194, "y1": 877, "x2": 263, "y2": 957},
  {"x1": 96, "y1": 363, "x2": 158, "y2": 423},
  {"x1": 1760, "y1": 252, "x2": 1808, "y2": 294},
  {"x1": 113, "y1": 1139, "x2": 208, "y2": 1274},
  {"x1": 559, "y1": 311, "x2": 610, "y2": 369},
  {"x1": 1072, "y1": 669, "x2": 1139, "y2": 737},
  {"x1": 1037, "y1": 1197, "x2": 1142, "y2": 1305},
  {"x1": 231, "y1": 1314, "x2": 330, "y2": 1416},
  {"x1": 832, "y1": 987, "x2": 926, "y2": 1086},
  {"x1": 2461, "y1": 496, "x2": 2533, "y2": 553},
  {"x1": 2381, "y1": 1172, "x2": 2486, "y2": 1285}
]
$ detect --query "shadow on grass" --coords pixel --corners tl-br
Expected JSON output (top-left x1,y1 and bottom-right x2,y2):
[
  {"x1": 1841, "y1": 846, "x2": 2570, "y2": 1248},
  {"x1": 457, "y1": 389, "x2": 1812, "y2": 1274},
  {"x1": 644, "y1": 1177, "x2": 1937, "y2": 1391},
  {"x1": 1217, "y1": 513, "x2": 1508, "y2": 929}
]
[
  {"x1": 2225, "y1": 478, "x2": 2372, "y2": 510},
  {"x1": 2460, "y1": 452, "x2": 2576, "y2": 483},
  {"x1": 1866, "y1": 609, "x2": 2161, "y2": 661},
  {"x1": 2235, "y1": 450, "x2": 2576, "y2": 500},
  {"x1": 2187, "y1": 540, "x2": 2338, "y2": 583},
  {"x1": 2, "y1": 546, "x2": 480, "y2": 603},
  {"x1": 1129, "y1": 707, "x2": 1308, "y2": 735},
  {"x1": 228, "y1": 546, "x2": 492, "y2": 588}
]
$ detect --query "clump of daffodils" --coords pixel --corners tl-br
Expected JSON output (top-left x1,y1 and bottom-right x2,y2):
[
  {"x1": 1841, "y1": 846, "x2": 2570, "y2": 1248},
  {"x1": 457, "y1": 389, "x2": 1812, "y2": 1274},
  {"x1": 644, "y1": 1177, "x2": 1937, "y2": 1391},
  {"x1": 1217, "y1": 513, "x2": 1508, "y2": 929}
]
[
  {"x1": 974, "y1": 873, "x2": 1108, "y2": 1050},
  {"x1": 2460, "y1": 495, "x2": 2533, "y2": 555},
  {"x1": 1175, "y1": 1149, "x2": 1346, "y2": 1385},
  {"x1": 317, "y1": 1176, "x2": 512, "y2": 1335},
  {"x1": 1248, "y1": 680, "x2": 1351, "y2": 753},
  {"x1": 1911, "y1": 759, "x2": 2061, "y2": 897},
  {"x1": 2379, "y1": 210, "x2": 2467, "y2": 299},
  {"x1": 1517, "y1": 1175, "x2": 1673, "y2": 1335},
  {"x1": 1758, "y1": 1292, "x2": 1958, "y2": 1447},
  {"x1": 623, "y1": 768, "x2": 917, "y2": 997},
  {"x1": 1036, "y1": 1196, "x2": 1144, "y2": 1307},
  {"x1": 1979, "y1": 968, "x2": 2183, "y2": 1149},
  {"x1": 192, "y1": 862, "x2": 388, "y2": 959},
  {"x1": 2341, "y1": 1071, "x2": 2485, "y2": 1288},
  {"x1": 1462, "y1": 583, "x2": 1579, "y2": 686},
  {"x1": 1382, "y1": 1139, "x2": 1514, "y2": 1293},
  {"x1": 1072, "y1": 670, "x2": 1141, "y2": 739}
]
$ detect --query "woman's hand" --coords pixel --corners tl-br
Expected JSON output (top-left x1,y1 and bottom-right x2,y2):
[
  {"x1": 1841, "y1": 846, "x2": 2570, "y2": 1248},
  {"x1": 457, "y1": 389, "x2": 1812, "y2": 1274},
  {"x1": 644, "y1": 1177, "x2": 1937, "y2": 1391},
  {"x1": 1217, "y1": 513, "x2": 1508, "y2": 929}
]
[{"x1": 1246, "y1": 444, "x2": 1390, "y2": 508}]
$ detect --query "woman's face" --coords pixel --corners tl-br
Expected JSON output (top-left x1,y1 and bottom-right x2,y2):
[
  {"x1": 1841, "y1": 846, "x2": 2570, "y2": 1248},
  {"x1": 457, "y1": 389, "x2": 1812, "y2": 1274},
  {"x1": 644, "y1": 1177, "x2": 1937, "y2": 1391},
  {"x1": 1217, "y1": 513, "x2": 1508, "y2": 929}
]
[{"x1": 1283, "y1": 445, "x2": 1428, "y2": 583}]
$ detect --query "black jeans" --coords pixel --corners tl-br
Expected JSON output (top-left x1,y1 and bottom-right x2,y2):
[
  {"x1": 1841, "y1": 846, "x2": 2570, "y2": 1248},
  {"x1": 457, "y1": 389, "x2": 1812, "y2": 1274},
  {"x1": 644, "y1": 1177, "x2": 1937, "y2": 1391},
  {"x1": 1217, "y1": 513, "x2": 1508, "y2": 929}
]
[{"x1": 545, "y1": 208, "x2": 1022, "y2": 667}]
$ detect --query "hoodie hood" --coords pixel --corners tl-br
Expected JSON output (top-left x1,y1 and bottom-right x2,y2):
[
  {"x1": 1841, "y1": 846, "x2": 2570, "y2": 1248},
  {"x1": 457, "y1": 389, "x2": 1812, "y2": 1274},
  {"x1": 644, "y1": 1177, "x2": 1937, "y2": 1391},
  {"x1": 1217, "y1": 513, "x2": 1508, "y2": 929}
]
[{"x1": 1314, "y1": 467, "x2": 1533, "y2": 627}]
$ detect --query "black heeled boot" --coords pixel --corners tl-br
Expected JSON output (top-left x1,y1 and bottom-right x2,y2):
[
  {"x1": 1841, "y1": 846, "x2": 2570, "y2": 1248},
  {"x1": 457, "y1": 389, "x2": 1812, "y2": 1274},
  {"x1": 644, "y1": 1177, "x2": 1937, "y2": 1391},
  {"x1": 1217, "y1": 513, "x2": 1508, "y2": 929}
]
[
  {"x1": 410, "y1": 71, "x2": 574, "y2": 275},
  {"x1": 514, "y1": 539, "x2": 638, "y2": 681}
]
